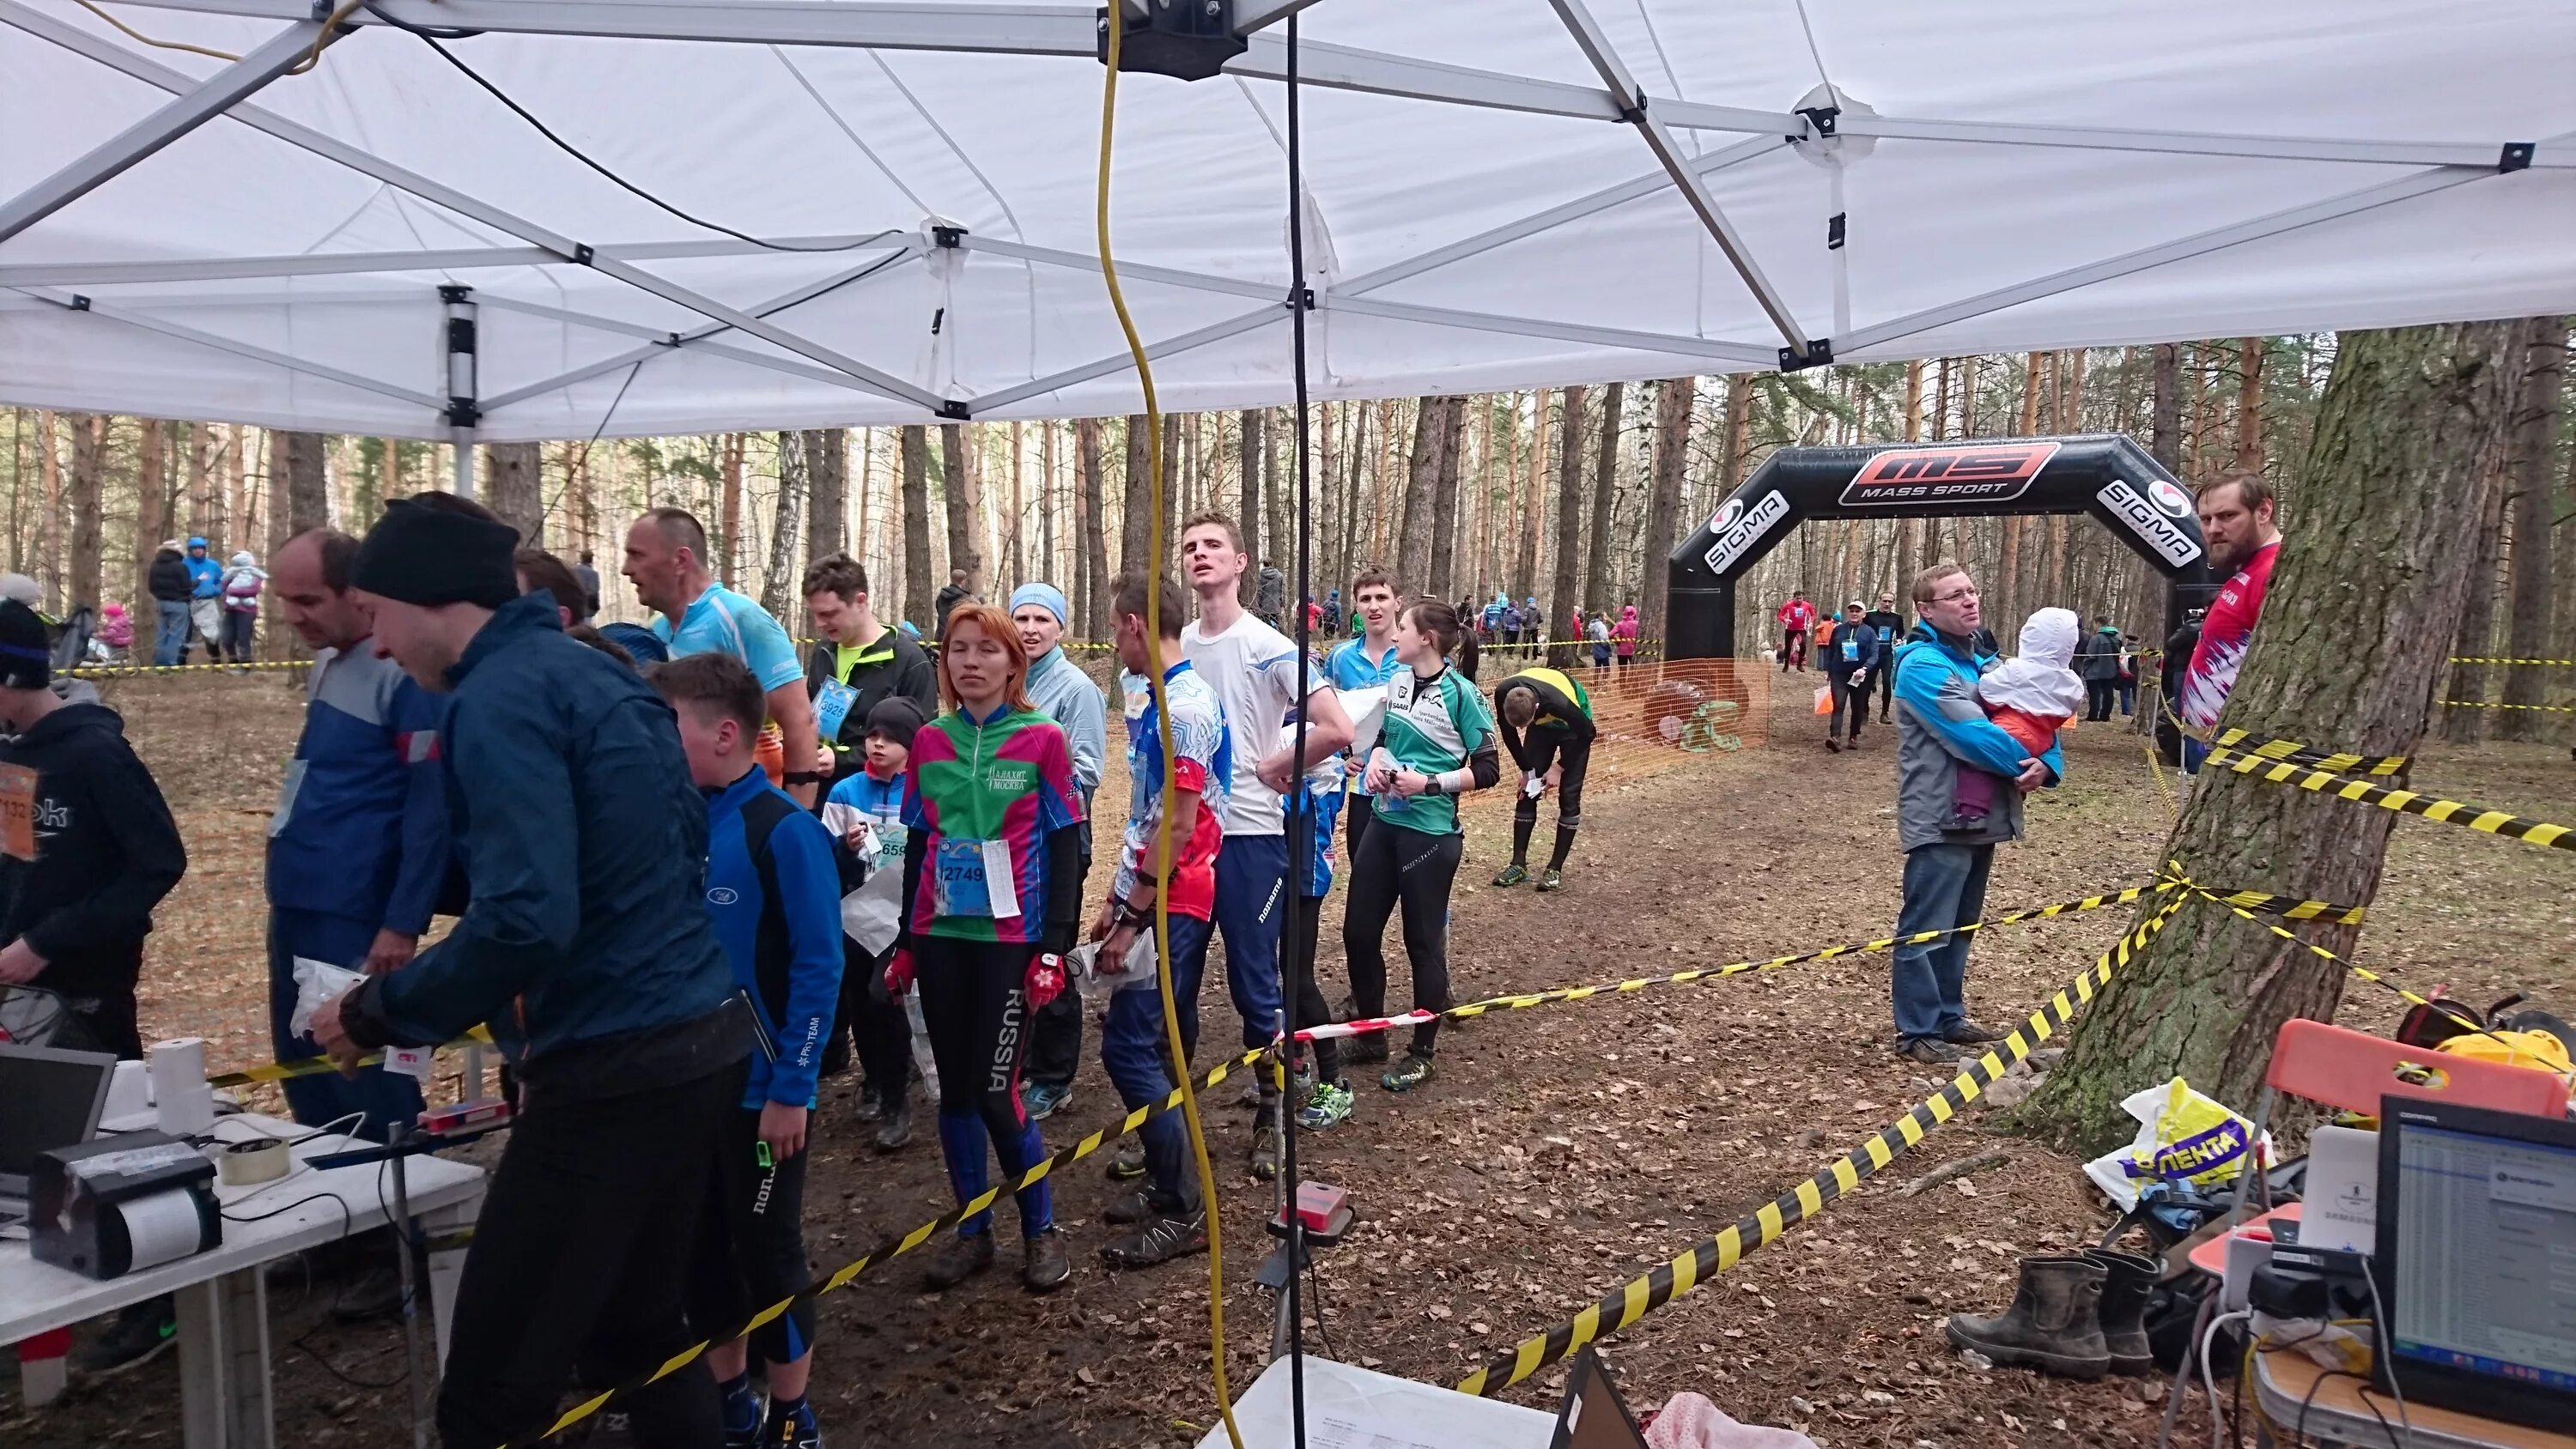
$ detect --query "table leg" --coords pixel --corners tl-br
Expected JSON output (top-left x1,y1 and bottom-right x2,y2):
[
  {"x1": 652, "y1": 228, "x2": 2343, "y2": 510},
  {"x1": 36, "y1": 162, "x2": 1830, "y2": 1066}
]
[
  {"x1": 175, "y1": 1270, "x2": 274, "y2": 1449},
  {"x1": 421, "y1": 1197, "x2": 482, "y2": 1373}
]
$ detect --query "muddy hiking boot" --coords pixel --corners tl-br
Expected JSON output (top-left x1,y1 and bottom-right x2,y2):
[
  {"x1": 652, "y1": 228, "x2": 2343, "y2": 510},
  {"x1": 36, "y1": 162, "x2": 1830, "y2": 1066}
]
[
  {"x1": 1022, "y1": 1228, "x2": 1072, "y2": 1294},
  {"x1": 1099, "y1": 1205, "x2": 1209, "y2": 1270},
  {"x1": 2086, "y1": 1246, "x2": 2160, "y2": 1376},
  {"x1": 1492, "y1": 863, "x2": 1530, "y2": 888},
  {"x1": 920, "y1": 1230, "x2": 996, "y2": 1291},
  {"x1": 1943, "y1": 1254, "x2": 2111, "y2": 1379}
]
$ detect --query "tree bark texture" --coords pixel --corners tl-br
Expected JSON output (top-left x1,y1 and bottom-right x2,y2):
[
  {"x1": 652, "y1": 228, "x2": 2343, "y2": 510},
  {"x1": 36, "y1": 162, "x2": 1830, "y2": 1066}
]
[
  {"x1": 942, "y1": 421, "x2": 979, "y2": 591},
  {"x1": 762, "y1": 433, "x2": 805, "y2": 621},
  {"x1": 1514, "y1": 391, "x2": 1550, "y2": 599},
  {"x1": 484, "y1": 441, "x2": 544, "y2": 547},
  {"x1": 1583, "y1": 381, "x2": 1625, "y2": 617},
  {"x1": 1546, "y1": 386, "x2": 1588, "y2": 666},
  {"x1": 900, "y1": 426, "x2": 933, "y2": 628},
  {"x1": 2019, "y1": 321, "x2": 2521, "y2": 1154},
  {"x1": 720, "y1": 433, "x2": 745, "y2": 586},
  {"x1": 2441, "y1": 464, "x2": 2510, "y2": 743},
  {"x1": 66, "y1": 415, "x2": 105, "y2": 614},
  {"x1": 1119, "y1": 415, "x2": 1150, "y2": 585},
  {"x1": 1077, "y1": 419, "x2": 1109, "y2": 636},
  {"x1": 1638, "y1": 377, "x2": 1695, "y2": 647},
  {"x1": 2234, "y1": 337, "x2": 2265, "y2": 472},
  {"x1": 1396, "y1": 397, "x2": 1442, "y2": 596},
  {"x1": 1236, "y1": 408, "x2": 1263, "y2": 608},
  {"x1": 1428, "y1": 397, "x2": 1467, "y2": 601},
  {"x1": 2150, "y1": 343, "x2": 2183, "y2": 476},
  {"x1": 283, "y1": 432, "x2": 331, "y2": 538},
  {"x1": 804, "y1": 428, "x2": 847, "y2": 567},
  {"x1": 2497, "y1": 318, "x2": 2565, "y2": 737},
  {"x1": 134, "y1": 421, "x2": 167, "y2": 656}
]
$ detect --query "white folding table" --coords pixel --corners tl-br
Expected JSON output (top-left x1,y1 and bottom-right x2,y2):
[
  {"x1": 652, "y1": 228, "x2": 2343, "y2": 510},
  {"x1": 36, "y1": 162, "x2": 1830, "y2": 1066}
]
[{"x1": 2, "y1": 1108, "x2": 485, "y2": 1449}]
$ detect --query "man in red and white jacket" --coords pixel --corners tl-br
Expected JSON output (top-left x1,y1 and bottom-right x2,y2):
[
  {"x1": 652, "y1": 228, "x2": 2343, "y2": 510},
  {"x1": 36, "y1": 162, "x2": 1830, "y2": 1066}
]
[
  {"x1": 2178, "y1": 470, "x2": 2282, "y2": 772},
  {"x1": 1776, "y1": 591, "x2": 1818, "y2": 671}
]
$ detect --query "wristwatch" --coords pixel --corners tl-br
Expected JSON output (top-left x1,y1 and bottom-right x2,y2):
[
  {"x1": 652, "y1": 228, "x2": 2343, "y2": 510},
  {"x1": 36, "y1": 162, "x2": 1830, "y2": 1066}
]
[{"x1": 781, "y1": 770, "x2": 824, "y2": 785}]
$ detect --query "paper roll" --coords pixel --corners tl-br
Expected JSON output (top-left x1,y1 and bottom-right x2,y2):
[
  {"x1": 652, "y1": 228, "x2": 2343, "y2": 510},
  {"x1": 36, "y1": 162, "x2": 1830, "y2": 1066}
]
[
  {"x1": 149, "y1": 1038, "x2": 215, "y2": 1136},
  {"x1": 114, "y1": 1188, "x2": 207, "y2": 1273}
]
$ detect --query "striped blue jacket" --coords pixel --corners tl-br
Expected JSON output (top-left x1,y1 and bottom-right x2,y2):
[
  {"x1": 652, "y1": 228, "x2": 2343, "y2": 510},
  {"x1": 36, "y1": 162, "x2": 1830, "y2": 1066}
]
[{"x1": 266, "y1": 641, "x2": 449, "y2": 937}]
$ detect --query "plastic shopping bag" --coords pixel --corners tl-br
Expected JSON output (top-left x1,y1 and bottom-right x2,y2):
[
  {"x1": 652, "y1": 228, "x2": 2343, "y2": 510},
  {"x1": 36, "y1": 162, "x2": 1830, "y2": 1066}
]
[
  {"x1": 2081, "y1": 1076, "x2": 2271, "y2": 1210},
  {"x1": 289, "y1": 957, "x2": 364, "y2": 1042},
  {"x1": 1812, "y1": 683, "x2": 1833, "y2": 717}
]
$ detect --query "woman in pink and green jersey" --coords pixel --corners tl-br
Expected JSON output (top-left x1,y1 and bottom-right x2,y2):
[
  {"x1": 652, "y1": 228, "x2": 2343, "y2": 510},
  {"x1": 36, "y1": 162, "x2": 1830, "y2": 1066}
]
[{"x1": 884, "y1": 603, "x2": 1085, "y2": 1295}]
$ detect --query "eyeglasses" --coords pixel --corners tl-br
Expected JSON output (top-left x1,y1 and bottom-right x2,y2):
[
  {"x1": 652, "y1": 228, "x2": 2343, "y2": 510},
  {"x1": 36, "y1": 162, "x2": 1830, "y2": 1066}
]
[{"x1": 1925, "y1": 585, "x2": 1980, "y2": 606}]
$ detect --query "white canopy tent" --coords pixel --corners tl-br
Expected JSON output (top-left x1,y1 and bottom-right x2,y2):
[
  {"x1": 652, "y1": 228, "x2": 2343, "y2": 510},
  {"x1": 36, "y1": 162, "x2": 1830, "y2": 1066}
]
[{"x1": 3, "y1": 0, "x2": 2572, "y2": 479}]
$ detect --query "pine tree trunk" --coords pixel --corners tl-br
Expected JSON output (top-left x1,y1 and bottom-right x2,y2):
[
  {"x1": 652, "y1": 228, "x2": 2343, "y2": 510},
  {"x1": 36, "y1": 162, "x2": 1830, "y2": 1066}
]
[
  {"x1": 764, "y1": 433, "x2": 805, "y2": 620},
  {"x1": 283, "y1": 432, "x2": 331, "y2": 537},
  {"x1": 2019, "y1": 321, "x2": 2521, "y2": 1153},
  {"x1": 1639, "y1": 377, "x2": 1695, "y2": 648},
  {"x1": 2151, "y1": 344, "x2": 2183, "y2": 474},
  {"x1": 1515, "y1": 391, "x2": 1550, "y2": 599},
  {"x1": 901, "y1": 425, "x2": 933, "y2": 628},
  {"x1": 64, "y1": 415, "x2": 106, "y2": 614},
  {"x1": 1237, "y1": 409, "x2": 1265, "y2": 607},
  {"x1": 1077, "y1": 419, "x2": 1109, "y2": 635},
  {"x1": 1581, "y1": 382, "x2": 1625, "y2": 617},
  {"x1": 2441, "y1": 468, "x2": 2509, "y2": 743},
  {"x1": 805, "y1": 428, "x2": 847, "y2": 568},
  {"x1": 226, "y1": 426, "x2": 248, "y2": 547},
  {"x1": 1395, "y1": 397, "x2": 1442, "y2": 594},
  {"x1": 485, "y1": 442, "x2": 544, "y2": 545},
  {"x1": 2496, "y1": 318, "x2": 2565, "y2": 737},
  {"x1": 1546, "y1": 386, "x2": 1588, "y2": 667},
  {"x1": 1006, "y1": 421, "x2": 1026, "y2": 595},
  {"x1": 1428, "y1": 397, "x2": 1467, "y2": 600},
  {"x1": 940, "y1": 422, "x2": 978, "y2": 592},
  {"x1": 37, "y1": 411, "x2": 61, "y2": 612},
  {"x1": 2234, "y1": 337, "x2": 2265, "y2": 472},
  {"x1": 720, "y1": 433, "x2": 745, "y2": 587},
  {"x1": 134, "y1": 421, "x2": 167, "y2": 657}
]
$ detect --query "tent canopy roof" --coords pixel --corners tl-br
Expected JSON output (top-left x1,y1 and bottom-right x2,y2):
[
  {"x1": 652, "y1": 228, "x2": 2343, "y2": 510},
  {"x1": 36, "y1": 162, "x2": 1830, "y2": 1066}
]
[{"x1": 3, "y1": 0, "x2": 2571, "y2": 441}]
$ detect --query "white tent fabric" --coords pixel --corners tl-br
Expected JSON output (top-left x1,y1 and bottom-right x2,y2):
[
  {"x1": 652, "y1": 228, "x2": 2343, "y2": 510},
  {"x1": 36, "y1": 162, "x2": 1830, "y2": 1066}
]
[{"x1": 3, "y1": 0, "x2": 2572, "y2": 444}]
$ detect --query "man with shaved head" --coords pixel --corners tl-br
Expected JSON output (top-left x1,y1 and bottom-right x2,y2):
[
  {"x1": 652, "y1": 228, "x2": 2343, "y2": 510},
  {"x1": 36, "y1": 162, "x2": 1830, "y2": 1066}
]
[{"x1": 624, "y1": 506, "x2": 822, "y2": 806}]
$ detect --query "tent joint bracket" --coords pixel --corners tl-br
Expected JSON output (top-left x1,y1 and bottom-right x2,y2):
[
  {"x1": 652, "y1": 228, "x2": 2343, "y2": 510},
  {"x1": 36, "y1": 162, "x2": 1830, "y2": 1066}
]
[
  {"x1": 571, "y1": 243, "x2": 595, "y2": 266},
  {"x1": 1797, "y1": 106, "x2": 1840, "y2": 140},
  {"x1": 2499, "y1": 142, "x2": 2534, "y2": 173},
  {"x1": 931, "y1": 224, "x2": 967, "y2": 249},
  {"x1": 68, "y1": 293, "x2": 90, "y2": 312},
  {"x1": 937, "y1": 399, "x2": 972, "y2": 421},
  {"x1": 1777, "y1": 338, "x2": 1832, "y2": 372}
]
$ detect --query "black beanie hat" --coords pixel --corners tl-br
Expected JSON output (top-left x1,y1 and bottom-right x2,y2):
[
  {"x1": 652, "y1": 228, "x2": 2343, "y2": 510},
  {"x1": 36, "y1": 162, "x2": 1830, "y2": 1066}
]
[
  {"x1": 351, "y1": 496, "x2": 521, "y2": 609},
  {"x1": 0, "y1": 601, "x2": 50, "y2": 690},
  {"x1": 863, "y1": 695, "x2": 928, "y2": 743}
]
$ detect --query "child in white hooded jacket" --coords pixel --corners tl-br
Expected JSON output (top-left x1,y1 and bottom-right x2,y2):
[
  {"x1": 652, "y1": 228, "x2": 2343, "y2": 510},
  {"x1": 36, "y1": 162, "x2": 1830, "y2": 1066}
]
[{"x1": 1948, "y1": 607, "x2": 2085, "y2": 829}]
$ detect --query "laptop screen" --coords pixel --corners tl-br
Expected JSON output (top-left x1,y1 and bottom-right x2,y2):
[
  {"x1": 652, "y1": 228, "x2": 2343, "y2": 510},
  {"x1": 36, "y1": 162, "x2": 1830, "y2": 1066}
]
[
  {"x1": 2386, "y1": 1119, "x2": 2576, "y2": 1393},
  {"x1": 0, "y1": 1046, "x2": 116, "y2": 1188}
]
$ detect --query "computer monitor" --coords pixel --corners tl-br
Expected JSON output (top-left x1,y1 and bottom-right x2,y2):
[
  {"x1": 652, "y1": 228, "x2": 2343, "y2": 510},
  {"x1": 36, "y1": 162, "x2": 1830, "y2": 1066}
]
[
  {"x1": 0, "y1": 1043, "x2": 118, "y2": 1196},
  {"x1": 2373, "y1": 1096, "x2": 2576, "y2": 1432}
]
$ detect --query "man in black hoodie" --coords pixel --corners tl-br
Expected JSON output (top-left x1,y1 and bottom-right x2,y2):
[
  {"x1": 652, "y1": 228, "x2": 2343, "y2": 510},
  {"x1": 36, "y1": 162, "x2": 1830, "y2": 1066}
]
[
  {"x1": 146, "y1": 538, "x2": 193, "y2": 667},
  {"x1": 0, "y1": 599, "x2": 189, "y2": 1375},
  {"x1": 0, "y1": 600, "x2": 187, "y2": 1055}
]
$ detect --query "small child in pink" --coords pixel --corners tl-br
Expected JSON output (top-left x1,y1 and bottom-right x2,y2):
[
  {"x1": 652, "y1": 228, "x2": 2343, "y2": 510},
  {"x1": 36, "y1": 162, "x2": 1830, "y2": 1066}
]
[{"x1": 1948, "y1": 607, "x2": 2086, "y2": 831}]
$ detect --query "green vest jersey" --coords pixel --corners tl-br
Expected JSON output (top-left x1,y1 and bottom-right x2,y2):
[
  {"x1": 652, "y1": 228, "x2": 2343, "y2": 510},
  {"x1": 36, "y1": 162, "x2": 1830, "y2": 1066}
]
[{"x1": 1372, "y1": 665, "x2": 1495, "y2": 835}]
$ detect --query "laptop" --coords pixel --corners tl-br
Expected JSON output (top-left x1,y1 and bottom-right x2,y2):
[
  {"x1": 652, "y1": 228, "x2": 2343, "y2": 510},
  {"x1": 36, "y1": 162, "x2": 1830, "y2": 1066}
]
[
  {"x1": 1549, "y1": 1348, "x2": 1650, "y2": 1449},
  {"x1": 0, "y1": 1043, "x2": 118, "y2": 1227},
  {"x1": 2373, "y1": 1096, "x2": 2576, "y2": 1432}
]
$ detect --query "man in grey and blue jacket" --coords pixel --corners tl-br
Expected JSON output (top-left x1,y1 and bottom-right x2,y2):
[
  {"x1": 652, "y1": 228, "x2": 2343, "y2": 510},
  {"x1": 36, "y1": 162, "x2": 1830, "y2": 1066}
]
[
  {"x1": 1887, "y1": 562, "x2": 2063, "y2": 1064},
  {"x1": 1009, "y1": 581, "x2": 1107, "y2": 1119}
]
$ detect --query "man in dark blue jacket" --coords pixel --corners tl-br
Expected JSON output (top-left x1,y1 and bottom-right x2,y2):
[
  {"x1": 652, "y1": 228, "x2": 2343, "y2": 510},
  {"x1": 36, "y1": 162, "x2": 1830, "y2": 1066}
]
[
  {"x1": 1822, "y1": 600, "x2": 1880, "y2": 753},
  {"x1": 312, "y1": 494, "x2": 750, "y2": 1449},
  {"x1": 265, "y1": 527, "x2": 448, "y2": 1142}
]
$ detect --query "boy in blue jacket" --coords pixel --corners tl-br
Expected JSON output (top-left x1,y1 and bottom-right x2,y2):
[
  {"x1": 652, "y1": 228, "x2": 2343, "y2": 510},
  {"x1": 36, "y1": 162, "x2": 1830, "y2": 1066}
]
[{"x1": 655, "y1": 652, "x2": 846, "y2": 1449}]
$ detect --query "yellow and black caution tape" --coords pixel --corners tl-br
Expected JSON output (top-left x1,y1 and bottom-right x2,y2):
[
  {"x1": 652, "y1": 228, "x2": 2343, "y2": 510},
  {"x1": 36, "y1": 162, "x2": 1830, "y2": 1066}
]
[
  {"x1": 2206, "y1": 888, "x2": 2366, "y2": 925},
  {"x1": 1296, "y1": 883, "x2": 2178, "y2": 1047},
  {"x1": 2449, "y1": 656, "x2": 2576, "y2": 667},
  {"x1": 2204, "y1": 745, "x2": 2574, "y2": 854},
  {"x1": 2202, "y1": 724, "x2": 2409, "y2": 779},
  {"x1": 206, "y1": 1025, "x2": 495, "y2": 1088},
  {"x1": 2439, "y1": 700, "x2": 2576, "y2": 712},
  {"x1": 2185, "y1": 884, "x2": 2535, "y2": 1056},
  {"x1": 507, "y1": 1045, "x2": 1272, "y2": 1446},
  {"x1": 1457, "y1": 898, "x2": 2188, "y2": 1397},
  {"x1": 64, "y1": 659, "x2": 310, "y2": 680}
]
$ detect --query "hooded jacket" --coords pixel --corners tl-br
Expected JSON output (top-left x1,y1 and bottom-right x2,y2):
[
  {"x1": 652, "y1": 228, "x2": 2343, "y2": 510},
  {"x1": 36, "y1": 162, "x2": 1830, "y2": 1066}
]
[
  {"x1": 221, "y1": 554, "x2": 267, "y2": 613},
  {"x1": 1978, "y1": 608, "x2": 2090, "y2": 718},
  {"x1": 2075, "y1": 624, "x2": 2123, "y2": 682},
  {"x1": 147, "y1": 549, "x2": 191, "y2": 604},
  {"x1": 341, "y1": 593, "x2": 748, "y2": 1101},
  {"x1": 1891, "y1": 621, "x2": 2063, "y2": 852},
  {"x1": 0, "y1": 702, "x2": 187, "y2": 999},
  {"x1": 184, "y1": 542, "x2": 222, "y2": 599}
]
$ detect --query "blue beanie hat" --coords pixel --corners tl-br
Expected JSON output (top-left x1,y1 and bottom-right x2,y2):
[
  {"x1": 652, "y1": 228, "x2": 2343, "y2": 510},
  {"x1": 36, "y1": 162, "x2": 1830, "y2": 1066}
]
[{"x1": 1009, "y1": 582, "x2": 1069, "y2": 630}]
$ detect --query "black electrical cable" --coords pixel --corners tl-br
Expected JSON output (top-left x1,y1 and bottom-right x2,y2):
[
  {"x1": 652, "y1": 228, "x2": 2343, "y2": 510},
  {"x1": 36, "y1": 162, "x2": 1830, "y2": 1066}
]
[
  {"x1": 376, "y1": 10, "x2": 902, "y2": 256},
  {"x1": 355, "y1": 1, "x2": 479, "y2": 40},
  {"x1": 1282, "y1": 15, "x2": 1313, "y2": 1449}
]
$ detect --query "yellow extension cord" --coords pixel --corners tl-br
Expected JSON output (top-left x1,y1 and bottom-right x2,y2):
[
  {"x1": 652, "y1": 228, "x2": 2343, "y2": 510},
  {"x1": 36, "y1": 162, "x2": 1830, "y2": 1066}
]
[
  {"x1": 1097, "y1": 19, "x2": 1251, "y2": 1449},
  {"x1": 77, "y1": 0, "x2": 364, "y2": 73}
]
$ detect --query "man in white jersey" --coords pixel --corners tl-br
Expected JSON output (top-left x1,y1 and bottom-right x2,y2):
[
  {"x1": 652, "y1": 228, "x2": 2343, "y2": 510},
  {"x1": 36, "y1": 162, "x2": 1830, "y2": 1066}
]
[{"x1": 1176, "y1": 513, "x2": 1353, "y2": 1172}]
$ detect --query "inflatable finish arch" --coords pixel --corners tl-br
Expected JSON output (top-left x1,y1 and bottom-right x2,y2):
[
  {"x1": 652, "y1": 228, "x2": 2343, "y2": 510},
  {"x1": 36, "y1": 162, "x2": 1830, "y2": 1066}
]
[{"x1": 1666, "y1": 435, "x2": 2216, "y2": 661}]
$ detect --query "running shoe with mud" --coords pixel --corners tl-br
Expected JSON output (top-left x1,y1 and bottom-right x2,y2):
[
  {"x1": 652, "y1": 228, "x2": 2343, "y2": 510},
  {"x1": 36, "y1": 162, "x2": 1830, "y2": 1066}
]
[
  {"x1": 1492, "y1": 863, "x2": 1529, "y2": 888},
  {"x1": 1381, "y1": 1053, "x2": 1436, "y2": 1094},
  {"x1": 1297, "y1": 1080, "x2": 1355, "y2": 1130},
  {"x1": 920, "y1": 1230, "x2": 996, "y2": 1290},
  {"x1": 1099, "y1": 1206, "x2": 1209, "y2": 1270}
]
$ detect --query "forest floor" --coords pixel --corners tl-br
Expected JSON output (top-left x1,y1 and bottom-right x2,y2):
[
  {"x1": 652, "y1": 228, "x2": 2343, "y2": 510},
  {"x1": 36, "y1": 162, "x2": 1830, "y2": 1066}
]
[{"x1": 8, "y1": 667, "x2": 2573, "y2": 1449}]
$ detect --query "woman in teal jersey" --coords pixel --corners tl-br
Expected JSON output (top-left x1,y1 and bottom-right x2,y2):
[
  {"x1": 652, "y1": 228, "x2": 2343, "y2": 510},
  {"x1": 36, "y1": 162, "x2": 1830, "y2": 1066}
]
[{"x1": 1341, "y1": 598, "x2": 1498, "y2": 1095}]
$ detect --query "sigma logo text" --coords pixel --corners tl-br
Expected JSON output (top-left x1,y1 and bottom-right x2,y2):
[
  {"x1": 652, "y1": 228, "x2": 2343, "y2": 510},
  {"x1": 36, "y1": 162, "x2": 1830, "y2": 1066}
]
[
  {"x1": 2098, "y1": 480, "x2": 2203, "y2": 567},
  {"x1": 1703, "y1": 489, "x2": 1789, "y2": 575},
  {"x1": 1838, "y1": 441, "x2": 2060, "y2": 506},
  {"x1": 2148, "y1": 477, "x2": 2192, "y2": 517}
]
